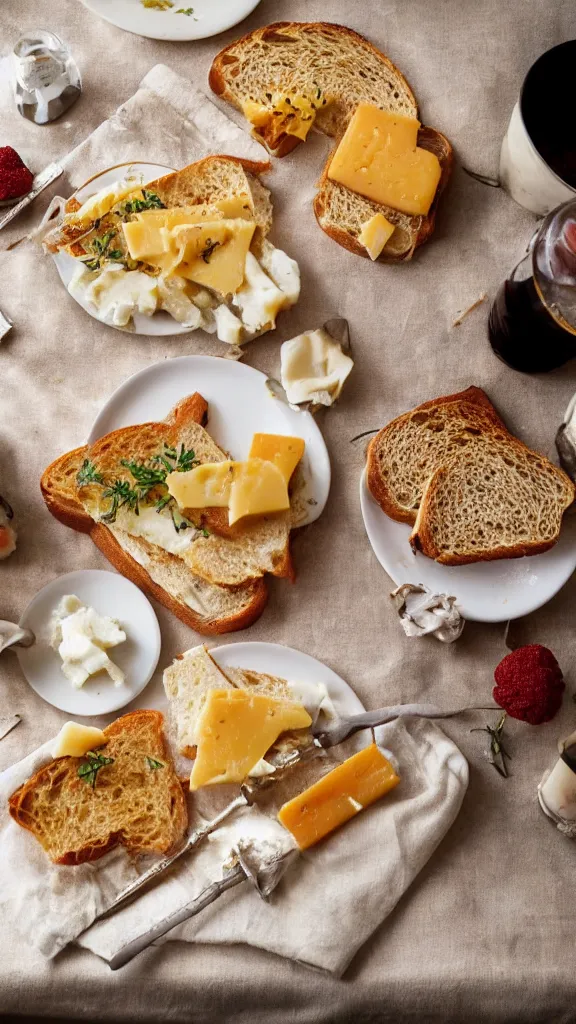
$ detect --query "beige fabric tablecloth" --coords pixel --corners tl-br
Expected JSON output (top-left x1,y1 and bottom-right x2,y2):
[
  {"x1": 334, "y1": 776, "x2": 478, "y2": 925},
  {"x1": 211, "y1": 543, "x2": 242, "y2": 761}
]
[{"x1": 1, "y1": 1, "x2": 576, "y2": 1021}]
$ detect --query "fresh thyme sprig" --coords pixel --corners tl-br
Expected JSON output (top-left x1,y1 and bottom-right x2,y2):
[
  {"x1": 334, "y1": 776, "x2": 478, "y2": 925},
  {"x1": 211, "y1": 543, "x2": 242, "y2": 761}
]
[
  {"x1": 77, "y1": 750, "x2": 115, "y2": 789},
  {"x1": 120, "y1": 190, "x2": 166, "y2": 216},
  {"x1": 471, "y1": 712, "x2": 511, "y2": 778},
  {"x1": 77, "y1": 459, "x2": 104, "y2": 487},
  {"x1": 85, "y1": 443, "x2": 200, "y2": 528},
  {"x1": 80, "y1": 231, "x2": 124, "y2": 272}
]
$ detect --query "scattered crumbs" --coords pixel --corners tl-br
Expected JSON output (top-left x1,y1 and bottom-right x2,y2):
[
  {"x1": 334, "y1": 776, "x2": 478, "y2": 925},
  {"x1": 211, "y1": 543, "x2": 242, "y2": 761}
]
[{"x1": 452, "y1": 293, "x2": 487, "y2": 328}]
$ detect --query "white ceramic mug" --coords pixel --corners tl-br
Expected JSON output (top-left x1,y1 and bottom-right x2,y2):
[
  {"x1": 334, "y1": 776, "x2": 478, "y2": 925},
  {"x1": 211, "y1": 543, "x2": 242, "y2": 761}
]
[{"x1": 500, "y1": 41, "x2": 576, "y2": 216}]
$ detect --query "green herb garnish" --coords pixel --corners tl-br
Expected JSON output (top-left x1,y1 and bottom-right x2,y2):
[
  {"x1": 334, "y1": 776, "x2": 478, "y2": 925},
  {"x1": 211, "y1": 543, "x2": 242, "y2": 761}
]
[
  {"x1": 77, "y1": 750, "x2": 115, "y2": 789},
  {"x1": 141, "y1": 0, "x2": 174, "y2": 9},
  {"x1": 121, "y1": 190, "x2": 166, "y2": 216},
  {"x1": 77, "y1": 459, "x2": 104, "y2": 487},
  {"x1": 176, "y1": 7, "x2": 195, "y2": 14},
  {"x1": 471, "y1": 712, "x2": 511, "y2": 778},
  {"x1": 145, "y1": 756, "x2": 164, "y2": 770},
  {"x1": 80, "y1": 231, "x2": 124, "y2": 272},
  {"x1": 94, "y1": 443, "x2": 199, "y2": 527},
  {"x1": 200, "y1": 238, "x2": 220, "y2": 264}
]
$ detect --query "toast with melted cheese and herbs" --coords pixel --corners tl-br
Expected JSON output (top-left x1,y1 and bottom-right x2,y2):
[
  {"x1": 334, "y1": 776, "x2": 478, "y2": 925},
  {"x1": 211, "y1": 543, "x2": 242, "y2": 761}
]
[
  {"x1": 210, "y1": 22, "x2": 452, "y2": 263},
  {"x1": 42, "y1": 156, "x2": 300, "y2": 343},
  {"x1": 367, "y1": 387, "x2": 575, "y2": 565},
  {"x1": 8, "y1": 711, "x2": 187, "y2": 866},
  {"x1": 40, "y1": 392, "x2": 301, "y2": 635}
]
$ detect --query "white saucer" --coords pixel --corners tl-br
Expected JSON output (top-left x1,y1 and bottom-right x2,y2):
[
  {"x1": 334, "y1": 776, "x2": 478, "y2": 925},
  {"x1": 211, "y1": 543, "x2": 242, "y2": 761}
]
[
  {"x1": 78, "y1": 0, "x2": 262, "y2": 41},
  {"x1": 359, "y1": 469, "x2": 576, "y2": 623},
  {"x1": 87, "y1": 355, "x2": 331, "y2": 527},
  {"x1": 16, "y1": 570, "x2": 161, "y2": 716},
  {"x1": 52, "y1": 161, "x2": 198, "y2": 337}
]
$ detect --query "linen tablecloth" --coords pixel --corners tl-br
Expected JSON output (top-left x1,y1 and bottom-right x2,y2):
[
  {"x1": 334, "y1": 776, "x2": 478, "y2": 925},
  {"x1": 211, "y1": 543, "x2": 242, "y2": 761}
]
[{"x1": 1, "y1": 1, "x2": 576, "y2": 1021}]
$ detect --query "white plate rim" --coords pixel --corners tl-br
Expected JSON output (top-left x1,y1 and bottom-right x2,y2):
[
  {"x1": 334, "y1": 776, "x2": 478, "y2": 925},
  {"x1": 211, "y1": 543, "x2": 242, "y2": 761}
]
[
  {"x1": 16, "y1": 569, "x2": 161, "y2": 716},
  {"x1": 86, "y1": 353, "x2": 331, "y2": 526},
  {"x1": 359, "y1": 467, "x2": 576, "y2": 623},
  {"x1": 78, "y1": 0, "x2": 262, "y2": 42}
]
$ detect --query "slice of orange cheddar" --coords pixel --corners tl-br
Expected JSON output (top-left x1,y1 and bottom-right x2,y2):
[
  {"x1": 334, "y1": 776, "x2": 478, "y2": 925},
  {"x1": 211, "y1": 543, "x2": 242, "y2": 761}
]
[{"x1": 278, "y1": 742, "x2": 400, "y2": 850}]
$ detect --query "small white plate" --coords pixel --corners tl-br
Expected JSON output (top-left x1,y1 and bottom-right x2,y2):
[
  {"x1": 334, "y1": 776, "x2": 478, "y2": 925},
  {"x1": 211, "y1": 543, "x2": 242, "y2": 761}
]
[
  {"x1": 17, "y1": 570, "x2": 161, "y2": 716},
  {"x1": 88, "y1": 355, "x2": 331, "y2": 527},
  {"x1": 52, "y1": 161, "x2": 198, "y2": 337},
  {"x1": 360, "y1": 469, "x2": 576, "y2": 623},
  {"x1": 79, "y1": 0, "x2": 262, "y2": 41}
]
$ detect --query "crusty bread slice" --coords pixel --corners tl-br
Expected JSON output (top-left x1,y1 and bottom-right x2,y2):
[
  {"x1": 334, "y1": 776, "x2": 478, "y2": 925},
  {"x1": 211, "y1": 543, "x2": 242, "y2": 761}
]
[
  {"x1": 209, "y1": 22, "x2": 418, "y2": 156},
  {"x1": 366, "y1": 385, "x2": 574, "y2": 565},
  {"x1": 8, "y1": 711, "x2": 187, "y2": 866},
  {"x1": 410, "y1": 443, "x2": 575, "y2": 565},
  {"x1": 314, "y1": 125, "x2": 453, "y2": 262},
  {"x1": 366, "y1": 387, "x2": 509, "y2": 525},
  {"x1": 163, "y1": 645, "x2": 235, "y2": 758},
  {"x1": 40, "y1": 395, "x2": 269, "y2": 636},
  {"x1": 210, "y1": 22, "x2": 452, "y2": 260}
]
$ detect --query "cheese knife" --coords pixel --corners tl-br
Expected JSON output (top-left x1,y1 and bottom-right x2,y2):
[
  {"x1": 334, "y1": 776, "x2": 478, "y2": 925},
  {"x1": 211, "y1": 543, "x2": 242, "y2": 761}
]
[
  {"x1": 97, "y1": 700, "x2": 494, "y2": 924},
  {"x1": 0, "y1": 162, "x2": 63, "y2": 233}
]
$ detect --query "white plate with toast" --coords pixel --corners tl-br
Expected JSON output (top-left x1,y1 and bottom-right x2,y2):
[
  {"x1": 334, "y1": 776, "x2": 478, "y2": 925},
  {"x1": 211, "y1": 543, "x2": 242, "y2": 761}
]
[
  {"x1": 88, "y1": 355, "x2": 331, "y2": 527},
  {"x1": 360, "y1": 470, "x2": 576, "y2": 622},
  {"x1": 17, "y1": 570, "x2": 161, "y2": 716},
  {"x1": 79, "y1": 0, "x2": 262, "y2": 42},
  {"x1": 52, "y1": 161, "x2": 194, "y2": 337}
]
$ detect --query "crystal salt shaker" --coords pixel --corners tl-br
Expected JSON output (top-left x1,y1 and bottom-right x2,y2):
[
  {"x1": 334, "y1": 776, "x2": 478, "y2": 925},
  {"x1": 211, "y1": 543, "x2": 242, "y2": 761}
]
[{"x1": 12, "y1": 30, "x2": 81, "y2": 125}]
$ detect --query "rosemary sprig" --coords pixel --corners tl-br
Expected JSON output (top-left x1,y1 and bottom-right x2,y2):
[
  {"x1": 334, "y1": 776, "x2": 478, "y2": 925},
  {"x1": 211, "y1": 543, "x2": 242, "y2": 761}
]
[
  {"x1": 96, "y1": 444, "x2": 199, "y2": 526},
  {"x1": 100, "y1": 479, "x2": 140, "y2": 523},
  {"x1": 77, "y1": 750, "x2": 115, "y2": 789},
  {"x1": 471, "y1": 712, "x2": 511, "y2": 778},
  {"x1": 80, "y1": 230, "x2": 125, "y2": 271},
  {"x1": 145, "y1": 756, "x2": 164, "y2": 770},
  {"x1": 77, "y1": 459, "x2": 104, "y2": 487}
]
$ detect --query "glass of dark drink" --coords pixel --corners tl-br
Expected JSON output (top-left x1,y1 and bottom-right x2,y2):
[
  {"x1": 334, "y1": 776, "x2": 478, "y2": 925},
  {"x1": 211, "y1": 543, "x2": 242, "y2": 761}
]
[{"x1": 489, "y1": 201, "x2": 576, "y2": 373}]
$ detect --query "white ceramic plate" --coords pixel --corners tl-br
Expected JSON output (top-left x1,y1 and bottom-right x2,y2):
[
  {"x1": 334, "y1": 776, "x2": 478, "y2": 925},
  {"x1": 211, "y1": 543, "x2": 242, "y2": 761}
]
[
  {"x1": 360, "y1": 469, "x2": 576, "y2": 623},
  {"x1": 79, "y1": 0, "x2": 262, "y2": 41},
  {"x1": 16, "y1": 570, "x2": 161, "y2": 716},
  {"x1": 87, "y1": 354, "x2": 331, "y2": 526},
  {"x1": 52, "y1": 161, "x2": 200, "y2": 337}
]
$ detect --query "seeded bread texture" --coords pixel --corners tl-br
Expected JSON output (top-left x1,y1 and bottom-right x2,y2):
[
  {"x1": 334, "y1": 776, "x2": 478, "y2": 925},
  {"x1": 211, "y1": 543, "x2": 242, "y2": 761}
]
[{"x1": 8, "y1": 711, "x2": 187, "y2": 866}]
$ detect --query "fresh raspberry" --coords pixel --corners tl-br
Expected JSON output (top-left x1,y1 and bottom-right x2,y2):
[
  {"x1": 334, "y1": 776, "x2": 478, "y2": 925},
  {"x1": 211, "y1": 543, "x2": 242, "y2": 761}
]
[
  {"x1": 493, "y1": 644, "x2": 564, "y2": 725},
  {"x1": 0, "y1": 147, "x2": 33, "y2": 201}
]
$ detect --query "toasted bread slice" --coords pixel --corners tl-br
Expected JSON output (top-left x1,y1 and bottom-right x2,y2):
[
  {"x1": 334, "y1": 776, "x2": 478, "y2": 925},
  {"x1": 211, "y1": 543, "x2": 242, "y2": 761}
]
[
  {"x1": 209, "y1": 22, "x2": 418, "y2": 156},
  {"x1": 40, "y1": 394, "x2": 269, "y2": 636},
  {"x1": 410, "y1": 442, "x2": 575, "y2": 565},
  {"x1": 314, "y1": 125, "x2": 453, "y2": 262},
  {"x1": 366, "y1": 387, "x2": 509, "y2": 525},
  {"x1": 210, "y1": 22, "x2": 452, "y2": 260},
  {"x1": 43, "y1": 155, "x2": 272, "y2": 256},
  {"x1": 8, "y1": 711, "x2": 187, "y2": 866}
]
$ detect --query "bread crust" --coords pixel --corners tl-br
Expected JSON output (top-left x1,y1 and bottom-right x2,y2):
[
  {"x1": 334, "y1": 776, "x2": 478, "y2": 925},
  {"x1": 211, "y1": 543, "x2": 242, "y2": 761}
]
[
  {"x1": 8, "y1": 711, "x2": 187, "y2": 866},
  {"x1": 40, "y1": 393, "x2": 270, "y2": 635},
  {"x1": 366, "y1": 387, "x2": 503, "y2": 524}
]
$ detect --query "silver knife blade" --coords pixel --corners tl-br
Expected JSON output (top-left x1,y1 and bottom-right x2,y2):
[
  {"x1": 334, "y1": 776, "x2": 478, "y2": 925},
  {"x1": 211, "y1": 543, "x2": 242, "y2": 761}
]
[{"x1": 0, "y1": 162, "x2": 63, "y2": 232}]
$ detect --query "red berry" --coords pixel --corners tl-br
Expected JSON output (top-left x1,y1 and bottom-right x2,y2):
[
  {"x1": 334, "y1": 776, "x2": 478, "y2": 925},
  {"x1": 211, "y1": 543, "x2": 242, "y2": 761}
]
[
  {"x1": 493, "y1": 644, "x2": 564, "y2": 725},
  {"x1": 0, "y1": 147, "x2": 33, "y2": 201}
]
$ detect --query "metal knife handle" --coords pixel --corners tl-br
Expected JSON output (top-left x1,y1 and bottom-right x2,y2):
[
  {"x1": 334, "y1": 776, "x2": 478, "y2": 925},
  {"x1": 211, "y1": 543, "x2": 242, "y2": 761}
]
[
  {"x1": 98, "y1": 792, "x2": 248, "y2": 922},
  {"x1": 316, "y1": 703, "x2": 498, "y2": 747},
  {"x1": 0, "y1": 163, "x2": 63, "y2": 232},
  {"x1": 108, "y1": 864, "x2": 245, "y2": 970},
  {"x1": 0, "y1": 621, "x2": 35, "y2": 654}
]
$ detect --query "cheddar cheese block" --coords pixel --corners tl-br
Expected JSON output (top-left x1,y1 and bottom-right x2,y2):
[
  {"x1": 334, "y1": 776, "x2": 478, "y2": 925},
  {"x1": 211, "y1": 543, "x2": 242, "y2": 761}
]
[{"x1": 278, "y1": 743, "x2": 400, "y2": 849}]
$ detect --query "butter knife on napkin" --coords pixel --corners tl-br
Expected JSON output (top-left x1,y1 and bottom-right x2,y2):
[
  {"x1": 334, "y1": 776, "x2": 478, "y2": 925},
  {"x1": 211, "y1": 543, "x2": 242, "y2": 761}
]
[{"x1": 0, "y1": 162, "x2": 63, "y2": 232}]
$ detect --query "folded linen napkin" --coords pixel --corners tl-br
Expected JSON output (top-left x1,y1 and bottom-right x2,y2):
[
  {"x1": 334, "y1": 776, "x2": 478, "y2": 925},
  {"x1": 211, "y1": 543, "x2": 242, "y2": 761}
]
[{"x1": 0, "y1": 716, "x2": 468, "y2": 975}]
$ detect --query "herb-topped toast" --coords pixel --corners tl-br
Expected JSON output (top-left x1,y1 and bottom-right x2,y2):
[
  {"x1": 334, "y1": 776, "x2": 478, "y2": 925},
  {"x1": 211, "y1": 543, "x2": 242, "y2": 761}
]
[
  {"x1": 40, "y1": 392, "x2": 298, "y2": 635},
  {"x1": 8, "y1": 710, "x2": 187, "y2": 865}
]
